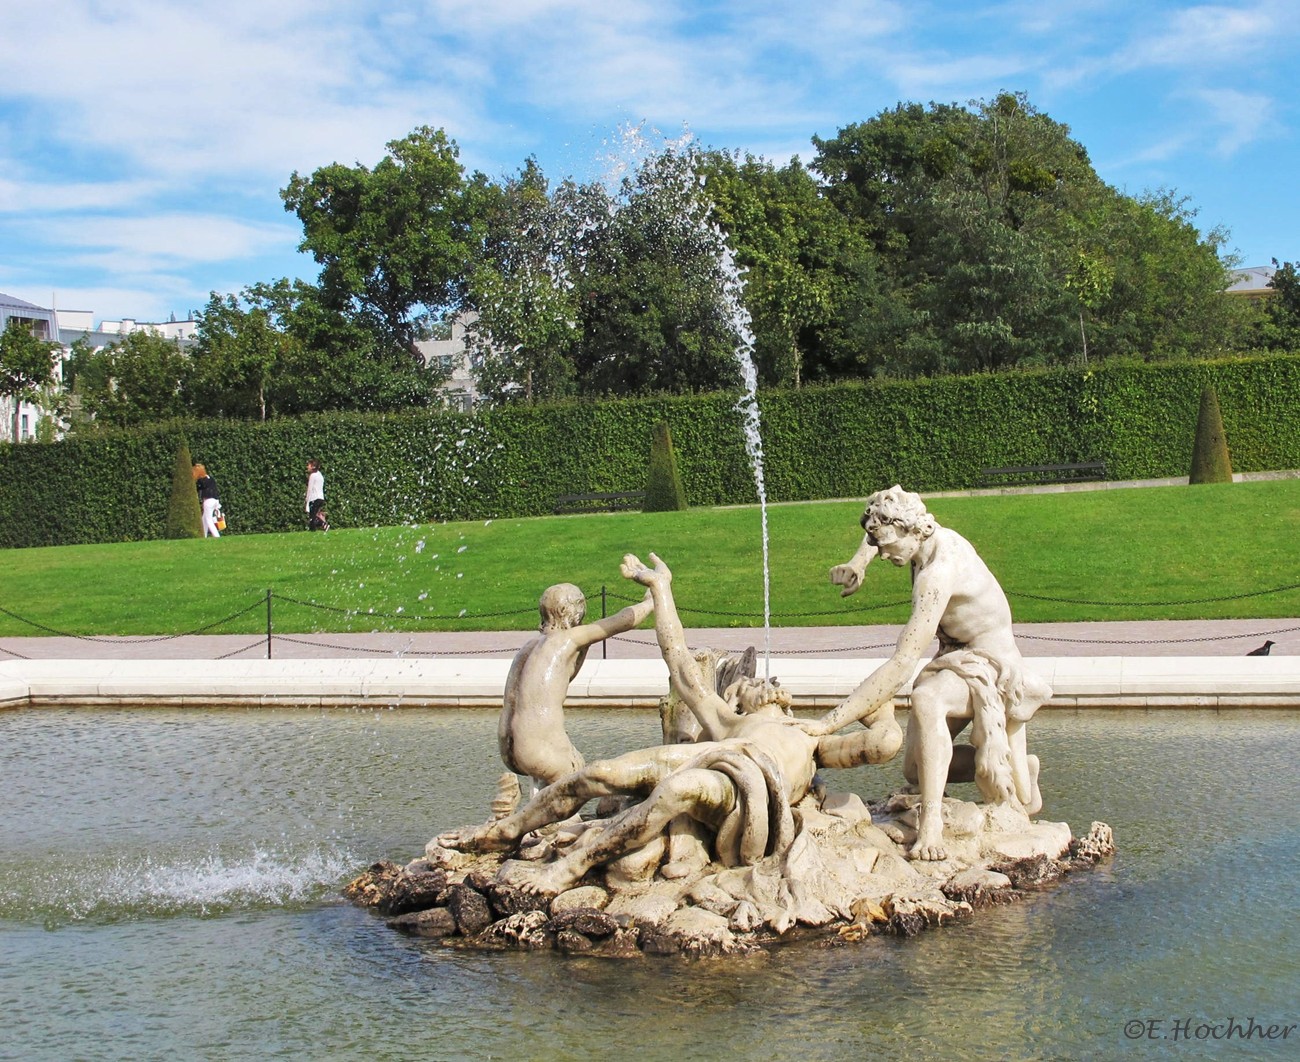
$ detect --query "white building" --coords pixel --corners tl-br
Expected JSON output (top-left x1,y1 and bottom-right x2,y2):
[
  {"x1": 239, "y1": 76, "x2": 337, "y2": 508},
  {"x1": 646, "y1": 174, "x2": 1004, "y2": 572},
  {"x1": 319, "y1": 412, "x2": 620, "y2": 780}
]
[
  {"x1": 1225, "y1": 265, "x2": 1277, "y2": 299},
  {"x1": 0, "y1": 292, "x2": 63, "y2": 442},
  {"x1": 0, "y1": 291, "x2": 196, "y2": 442},
  {"x1": 415, "y1": 313, "x2": 482, "y2": 412}
]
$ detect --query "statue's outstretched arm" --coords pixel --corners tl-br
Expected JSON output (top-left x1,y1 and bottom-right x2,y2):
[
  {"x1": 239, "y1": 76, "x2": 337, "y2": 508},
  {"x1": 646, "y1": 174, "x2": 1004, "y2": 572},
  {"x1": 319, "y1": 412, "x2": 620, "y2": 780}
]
[
  {"x1": 804, "y1": 566, "x2": 949, "y2": 736},
  {"x1": 829, "y1": 532, "x2": 879, "y2": 597},
  {"x1": 621, "y1": 552, "x2": 730, "y2": 739},
  {"x1": 573, "y1": 590, "x2": 653, "y2": 648}
]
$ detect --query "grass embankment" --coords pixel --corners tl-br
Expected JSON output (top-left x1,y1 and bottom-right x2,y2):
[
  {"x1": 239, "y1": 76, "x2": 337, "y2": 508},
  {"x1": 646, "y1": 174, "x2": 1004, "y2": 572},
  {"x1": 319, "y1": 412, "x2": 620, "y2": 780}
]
[{"x1": 2, "y1": 480, "x2": 1298, "y2": 638}]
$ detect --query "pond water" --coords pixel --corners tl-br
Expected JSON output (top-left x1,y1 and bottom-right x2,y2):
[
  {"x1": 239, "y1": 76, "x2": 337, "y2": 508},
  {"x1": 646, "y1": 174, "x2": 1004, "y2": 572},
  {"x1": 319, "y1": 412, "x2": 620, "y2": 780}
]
[{"x1": 1, "y1": 707, "x2": 1297, "y2": 1061}]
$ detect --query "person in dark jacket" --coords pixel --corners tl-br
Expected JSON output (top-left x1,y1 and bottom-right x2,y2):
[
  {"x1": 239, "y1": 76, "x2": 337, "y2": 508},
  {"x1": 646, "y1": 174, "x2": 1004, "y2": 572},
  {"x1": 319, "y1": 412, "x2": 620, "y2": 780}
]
[{"x1": 193, "y1": 463, "x2": 222, "y2": 538}]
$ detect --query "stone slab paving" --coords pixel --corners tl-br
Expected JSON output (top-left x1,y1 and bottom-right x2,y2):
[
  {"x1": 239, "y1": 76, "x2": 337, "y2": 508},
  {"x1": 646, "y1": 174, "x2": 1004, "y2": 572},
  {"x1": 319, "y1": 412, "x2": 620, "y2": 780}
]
[
  {"x1": 4, "y1": 624, "x2": 1300, "y2": 711},
  {"x1": 3, "y1": 616, "x2": 1297, "y2": 662}
]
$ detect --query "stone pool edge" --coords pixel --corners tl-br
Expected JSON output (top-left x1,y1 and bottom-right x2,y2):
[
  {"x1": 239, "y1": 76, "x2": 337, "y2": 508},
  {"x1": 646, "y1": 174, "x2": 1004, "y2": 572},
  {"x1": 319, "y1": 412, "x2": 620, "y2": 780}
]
[{"x1": 2, "y1": 656, "x2": 1298, "y2": 710}]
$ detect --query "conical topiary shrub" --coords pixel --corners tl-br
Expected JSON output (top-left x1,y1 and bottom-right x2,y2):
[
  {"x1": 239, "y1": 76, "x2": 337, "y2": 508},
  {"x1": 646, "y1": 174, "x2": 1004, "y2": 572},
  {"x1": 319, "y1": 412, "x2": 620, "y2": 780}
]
[
  {"x1": 1189, "y1": 384, "x2": 1233, "y2": 484},
  {"x1": 166, "y1": 439, "x2": 204, "y2": 538},
  {"x1": 644, "y1": 422, "x2": 687, "y2": 512}
]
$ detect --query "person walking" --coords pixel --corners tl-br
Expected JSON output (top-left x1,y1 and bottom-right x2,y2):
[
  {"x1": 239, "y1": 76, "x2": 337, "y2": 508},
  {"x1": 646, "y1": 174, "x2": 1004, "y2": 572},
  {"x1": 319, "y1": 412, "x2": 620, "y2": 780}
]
[
  {"x1": 305, "y1": 459, "x2": 327, "y2": 531},
  {"x1": 193, "y1": 463, "x2": 222, "y2": 538}
]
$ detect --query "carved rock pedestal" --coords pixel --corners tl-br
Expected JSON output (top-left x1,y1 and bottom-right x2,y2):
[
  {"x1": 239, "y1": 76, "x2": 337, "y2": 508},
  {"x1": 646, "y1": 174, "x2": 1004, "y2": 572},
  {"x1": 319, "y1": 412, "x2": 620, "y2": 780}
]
[{"x1": 345, "y1": 790, "x2": 1113, "y2": 958}]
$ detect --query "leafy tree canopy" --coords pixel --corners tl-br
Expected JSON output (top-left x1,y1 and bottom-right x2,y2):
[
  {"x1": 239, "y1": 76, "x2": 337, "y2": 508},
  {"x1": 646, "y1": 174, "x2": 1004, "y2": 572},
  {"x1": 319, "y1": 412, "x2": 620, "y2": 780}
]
[
  {"x1": 282, "y1": 126, "x2": 485, "y2": 358},
  {"x1": 0, "y1": 318, "x2": 58, "y2": 399}
]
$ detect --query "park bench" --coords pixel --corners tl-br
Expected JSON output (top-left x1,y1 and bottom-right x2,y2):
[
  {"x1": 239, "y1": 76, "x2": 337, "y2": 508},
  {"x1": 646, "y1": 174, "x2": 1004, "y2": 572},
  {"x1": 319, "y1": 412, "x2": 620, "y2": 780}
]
[
  {"x1": 979, "y1": 461, "x2": 1107, "y2": 488},
  {"x1": 553, "y1": 491, "x2": 646, "y2": 514}
]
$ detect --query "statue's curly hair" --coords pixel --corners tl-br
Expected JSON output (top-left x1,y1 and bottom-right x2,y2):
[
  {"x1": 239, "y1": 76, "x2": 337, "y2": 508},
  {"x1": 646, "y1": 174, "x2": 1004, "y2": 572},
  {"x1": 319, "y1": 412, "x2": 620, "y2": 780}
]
[
  {"x1": 539, "y1": 582, "x2": 586, "y2": 631},
  {"x1": 861, "y1": 484, "x2": 937, "y2": 539}
]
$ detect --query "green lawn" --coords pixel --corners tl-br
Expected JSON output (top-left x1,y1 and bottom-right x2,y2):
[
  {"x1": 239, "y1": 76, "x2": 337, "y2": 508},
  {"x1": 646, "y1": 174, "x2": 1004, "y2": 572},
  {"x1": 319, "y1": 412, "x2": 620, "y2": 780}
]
[{"x1": 2, "y1": 479, "x2": 1299, "y2": 637}]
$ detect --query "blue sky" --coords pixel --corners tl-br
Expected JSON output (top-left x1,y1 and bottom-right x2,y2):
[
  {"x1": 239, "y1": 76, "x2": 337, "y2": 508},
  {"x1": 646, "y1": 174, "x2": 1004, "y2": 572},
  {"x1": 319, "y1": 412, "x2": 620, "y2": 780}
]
[{"x1": 1, "y1": 0, "x2": 1295, "y2": 325}]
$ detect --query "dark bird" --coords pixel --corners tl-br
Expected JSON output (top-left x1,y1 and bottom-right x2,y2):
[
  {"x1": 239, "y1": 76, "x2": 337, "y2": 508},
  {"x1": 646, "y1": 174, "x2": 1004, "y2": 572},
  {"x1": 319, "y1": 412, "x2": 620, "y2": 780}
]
[{"x1": 1247, "y1": 640, "x2": 1275, "y2": 656}]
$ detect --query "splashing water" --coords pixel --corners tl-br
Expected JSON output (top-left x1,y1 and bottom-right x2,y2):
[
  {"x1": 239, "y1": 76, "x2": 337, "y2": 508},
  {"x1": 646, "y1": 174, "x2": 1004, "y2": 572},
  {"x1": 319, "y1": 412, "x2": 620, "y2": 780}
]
[
  {"x1": 619, "y1": 127, "x2": 772, "y2": 673},
  {"x1": 718, "y1": 242, "x2": 772, "y2": 676},
  {"x1": 1, "y1": 845, "x2": 356, "y2": 926}
]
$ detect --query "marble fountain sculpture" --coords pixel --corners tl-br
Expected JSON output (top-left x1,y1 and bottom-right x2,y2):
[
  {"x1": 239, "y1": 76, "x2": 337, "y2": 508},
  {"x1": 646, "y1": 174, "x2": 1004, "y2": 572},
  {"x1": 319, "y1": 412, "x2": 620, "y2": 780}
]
[{"x1": 347, "y1": 487, "x2": 1113, "y2": 956}]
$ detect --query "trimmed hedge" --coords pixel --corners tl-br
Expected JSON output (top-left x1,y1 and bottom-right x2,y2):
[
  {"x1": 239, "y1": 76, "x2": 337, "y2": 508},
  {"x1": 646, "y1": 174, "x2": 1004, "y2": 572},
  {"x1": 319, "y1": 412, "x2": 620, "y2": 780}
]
[
  {"x1": 644, "y1": 422, "x2": 689, "y2": 512},
  {"x1": 2, "y1": 352, "x2": 1299, "y2": 548}
]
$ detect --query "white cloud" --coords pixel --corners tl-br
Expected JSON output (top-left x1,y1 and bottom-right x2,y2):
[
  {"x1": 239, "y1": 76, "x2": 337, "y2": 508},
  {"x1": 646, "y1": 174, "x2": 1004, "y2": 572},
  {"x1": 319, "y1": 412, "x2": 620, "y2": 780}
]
[
  {"x1": 1188, "y1": 88, "x2": 1280, "y2": 156},
  {"x1": 1117, "y1": 5, "x2": 1281, "y2": 71},
  {"x1": 39, "y1": 214, "x2": 296, "y2": 267},
  {"x1": 0, "y1": 175, "x2": 165, "y2": 213},
  {"x1": 0, "y1": 0, "x2": 484, "y2": 182}
]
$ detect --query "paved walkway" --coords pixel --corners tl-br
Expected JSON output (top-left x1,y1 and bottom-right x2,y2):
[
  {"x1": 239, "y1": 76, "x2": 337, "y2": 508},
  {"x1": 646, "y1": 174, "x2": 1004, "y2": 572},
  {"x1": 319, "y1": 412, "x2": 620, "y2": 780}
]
[{"x1": 2, "y1": 617, "x2": 1296, "y2": 662}]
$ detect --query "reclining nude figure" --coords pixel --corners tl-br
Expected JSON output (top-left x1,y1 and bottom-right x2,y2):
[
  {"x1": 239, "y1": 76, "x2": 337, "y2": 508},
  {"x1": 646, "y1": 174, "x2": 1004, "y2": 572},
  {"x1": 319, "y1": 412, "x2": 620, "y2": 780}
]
[
  {"x1": 800, "y1": 485, "x2": 1052, "y2": 861},
  {"x1": 499, "y1": 583, "x2": 654, "y2": 791},
  {"x1": 438, "y1": 552, "x2": 903, "y2": 896}
]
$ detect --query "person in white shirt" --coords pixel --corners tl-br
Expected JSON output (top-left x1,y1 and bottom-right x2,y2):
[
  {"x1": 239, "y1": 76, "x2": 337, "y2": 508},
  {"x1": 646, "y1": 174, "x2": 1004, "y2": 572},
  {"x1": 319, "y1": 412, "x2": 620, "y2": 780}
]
[{"x1": 304, "y1": 459, "x2": 327, "y2": 530}]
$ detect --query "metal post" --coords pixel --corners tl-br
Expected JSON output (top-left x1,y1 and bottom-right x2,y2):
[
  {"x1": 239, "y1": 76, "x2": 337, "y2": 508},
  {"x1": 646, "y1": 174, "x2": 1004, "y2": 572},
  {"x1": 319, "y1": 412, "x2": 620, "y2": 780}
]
[
  {"x1": 601, "y1": 585, "x2": 608, "y2": 659},
  {"x1": 266, "y1": 589, "x2": 273, "y2": 659}
]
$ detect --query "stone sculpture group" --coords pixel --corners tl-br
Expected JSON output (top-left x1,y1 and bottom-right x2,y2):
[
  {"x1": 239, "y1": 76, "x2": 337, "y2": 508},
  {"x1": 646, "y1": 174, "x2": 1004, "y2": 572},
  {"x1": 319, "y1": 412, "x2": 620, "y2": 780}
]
[{"x1": 347, "y1": 486, "x2": 1113, "y2": 956}]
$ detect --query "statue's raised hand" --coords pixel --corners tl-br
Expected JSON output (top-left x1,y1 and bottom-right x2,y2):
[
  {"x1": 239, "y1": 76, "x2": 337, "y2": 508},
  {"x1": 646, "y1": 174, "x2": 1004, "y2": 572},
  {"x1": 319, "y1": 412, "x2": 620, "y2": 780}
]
[
  {"x1": 829, "y1": 562, "x2": 864, "y2": 597},
  {"x1": 620, "y1": 551, "x2": 672, "y2": 588}
]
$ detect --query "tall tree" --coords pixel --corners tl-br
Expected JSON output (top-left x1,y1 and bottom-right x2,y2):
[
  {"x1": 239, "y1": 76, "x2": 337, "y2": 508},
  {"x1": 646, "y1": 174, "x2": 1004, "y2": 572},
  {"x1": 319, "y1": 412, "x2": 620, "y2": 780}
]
[
  {"x1": 1255, "y1": 259, "x2": 1300, "y2": 349},
  {"x1": 570, "y1": 144, "x2": 741, "y2": 396},
  {"x1": 66, "y1": 330, "x2": 191, "y2": 428},
  {"x1": 700, "y1": 150, "x2": 884, "y2": 386},
  {"x1": 242, "y1": 280, "x2": 445, "y2": 415},
  {"x1": 191, "y1": 292, "x2": 292, "y2": 419},
  {"x1": 812, "y1": 93, "x2": 1235, "y2": 375},
  {"x1": 464, "y1": 159, "x2": 581, "y2": 404},
  {"x1": 282, "y1": 126, "x2": 484, "y2": 357}
]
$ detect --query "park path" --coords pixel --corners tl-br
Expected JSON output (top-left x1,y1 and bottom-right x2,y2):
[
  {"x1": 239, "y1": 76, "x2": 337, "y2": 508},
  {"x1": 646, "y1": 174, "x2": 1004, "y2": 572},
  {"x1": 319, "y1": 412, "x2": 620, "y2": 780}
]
[{"x1": 2, "y1": 617, "x2": 1296, "y2": 661}]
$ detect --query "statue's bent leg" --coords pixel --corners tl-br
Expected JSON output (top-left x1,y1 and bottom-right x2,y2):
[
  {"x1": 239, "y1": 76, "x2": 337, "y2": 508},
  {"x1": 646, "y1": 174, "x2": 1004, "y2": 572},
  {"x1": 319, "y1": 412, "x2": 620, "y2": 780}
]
[
  {"x1": 503, "y1": 767, "x2": 734, "y2": 897},
  {"x1": 816, "y1": 704, "x2": 903, "y2": 769},
  {"x1": 1007, "y1": 670, "x2": 1050, "y2": 814},
  {"x1": 441, "y1": 745, "x2": 704, "y2": 853},
  {"x1": 907, "y1": 670, "x2": 970, "y2": 861}
]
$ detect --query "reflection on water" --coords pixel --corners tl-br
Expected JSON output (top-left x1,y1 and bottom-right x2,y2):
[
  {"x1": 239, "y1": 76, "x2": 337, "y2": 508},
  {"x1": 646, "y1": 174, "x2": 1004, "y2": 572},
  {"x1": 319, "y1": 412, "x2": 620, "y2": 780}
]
[{"x1": 2, "y1": 707, "x2": 1298, "y2": 1061}]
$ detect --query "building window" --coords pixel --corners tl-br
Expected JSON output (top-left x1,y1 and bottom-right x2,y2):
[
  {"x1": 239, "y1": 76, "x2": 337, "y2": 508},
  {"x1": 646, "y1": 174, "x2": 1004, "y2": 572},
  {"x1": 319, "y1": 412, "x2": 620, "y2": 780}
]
[{"x1": 20, "y1": 413, "x2": 30, "y2": 440}]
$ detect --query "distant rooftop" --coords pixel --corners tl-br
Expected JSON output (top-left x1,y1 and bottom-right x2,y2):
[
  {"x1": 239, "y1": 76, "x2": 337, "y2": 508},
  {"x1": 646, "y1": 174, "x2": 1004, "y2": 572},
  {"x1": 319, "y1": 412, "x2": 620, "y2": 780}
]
[
  {"x1": 0, "y1": 291, "x2": 54, "y2": 313},
  {"x1": 1226, "y1": 265, "x2": 1276, "y2": 296}
]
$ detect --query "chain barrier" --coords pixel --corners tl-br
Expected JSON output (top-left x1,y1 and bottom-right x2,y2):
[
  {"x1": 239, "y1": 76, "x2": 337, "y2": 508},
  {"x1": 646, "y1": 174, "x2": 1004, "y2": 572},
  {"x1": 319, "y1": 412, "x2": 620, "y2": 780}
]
[
  {"x1": 216, "y1": 640, "x2": 269, "y2": 660},
  {"x1": 601, "y1": 587, "x2": 912, "y2": 620},
  {"x1": 273, "y1": 633, "x2": 525, "y2": 657},
  {"x1": 1005, "y1": 581, "x2": 1300, "y2": 608},
  {"x1": 0, "y1": 599, "x2": 267, "y2": 644},
  {"x1": 617, "y1": 633, "x2": 899, "y2": 656},
  {"x1": 4, "y1": 578, "x2": 1300, "y2": 660},
  {"x1": 1016, "y1": 623, "x2": 1300, "y2": 647}
]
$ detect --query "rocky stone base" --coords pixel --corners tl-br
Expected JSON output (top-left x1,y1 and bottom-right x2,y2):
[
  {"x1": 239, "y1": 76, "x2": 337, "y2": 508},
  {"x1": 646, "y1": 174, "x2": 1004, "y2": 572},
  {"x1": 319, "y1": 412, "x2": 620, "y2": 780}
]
[{"x1": 344, "y1": 791, "x2": 1114, "y2": 959}]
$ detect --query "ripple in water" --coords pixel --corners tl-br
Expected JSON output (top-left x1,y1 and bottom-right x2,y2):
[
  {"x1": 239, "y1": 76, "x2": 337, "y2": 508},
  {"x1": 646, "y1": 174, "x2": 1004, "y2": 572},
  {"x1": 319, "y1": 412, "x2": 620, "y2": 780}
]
[{"x1": 1, "y1": 844, "x2": 356, "y2": 926}]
